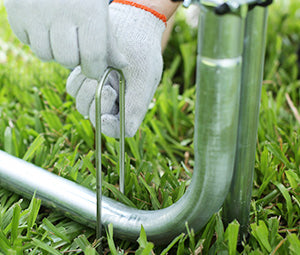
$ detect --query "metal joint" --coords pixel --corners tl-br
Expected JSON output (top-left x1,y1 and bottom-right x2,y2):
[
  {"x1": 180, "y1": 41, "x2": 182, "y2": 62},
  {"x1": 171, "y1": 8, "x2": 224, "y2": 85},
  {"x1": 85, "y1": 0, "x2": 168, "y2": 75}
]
[
  {"x1": 171, "y1": 0, "x2": 273, "y2": 14},
  {"x1": 249, "y1": 0, "x2": 273, "y2": 10}
]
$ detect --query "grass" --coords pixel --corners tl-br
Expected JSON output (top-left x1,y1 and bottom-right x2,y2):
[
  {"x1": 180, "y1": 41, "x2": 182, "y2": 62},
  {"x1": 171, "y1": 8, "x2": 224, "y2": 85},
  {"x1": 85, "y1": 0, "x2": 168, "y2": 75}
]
[{"x1": 0, "y1": 0, "x2": 299, "y2": 254}]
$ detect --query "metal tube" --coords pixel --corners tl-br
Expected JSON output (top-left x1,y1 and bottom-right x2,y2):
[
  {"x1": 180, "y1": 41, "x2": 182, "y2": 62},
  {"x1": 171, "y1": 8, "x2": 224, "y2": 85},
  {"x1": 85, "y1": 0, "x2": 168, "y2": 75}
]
[
  {"x1": 223, "y1": 6, "x2": 268, "y2": 237},
  {"x1": 0, "y1": 6, "x2": 245, "y2": 244}
]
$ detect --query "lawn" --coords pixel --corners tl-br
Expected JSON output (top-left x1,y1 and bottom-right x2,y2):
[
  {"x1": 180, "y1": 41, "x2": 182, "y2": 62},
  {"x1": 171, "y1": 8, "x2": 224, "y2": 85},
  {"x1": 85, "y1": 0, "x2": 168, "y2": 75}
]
[{"x1": 0, "y1": 0, "x2": 299, "y2": 254}]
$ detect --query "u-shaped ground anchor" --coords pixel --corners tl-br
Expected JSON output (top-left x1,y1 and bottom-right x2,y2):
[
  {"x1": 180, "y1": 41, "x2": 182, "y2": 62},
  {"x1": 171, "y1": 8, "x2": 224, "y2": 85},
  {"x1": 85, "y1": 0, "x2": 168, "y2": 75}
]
[{"x1": 95, "y1": 67, "x2": 126, "y2": 246}]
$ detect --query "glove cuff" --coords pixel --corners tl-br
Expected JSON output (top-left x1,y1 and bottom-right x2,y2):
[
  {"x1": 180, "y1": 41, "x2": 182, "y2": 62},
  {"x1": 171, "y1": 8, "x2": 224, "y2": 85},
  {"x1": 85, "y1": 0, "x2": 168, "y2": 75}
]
[
  {"x1": 112, "y1": 0, "x2": 167, "y2": 25},
  {"x1": 110, "y1": 0, "x2": 166, "y2": 43}
]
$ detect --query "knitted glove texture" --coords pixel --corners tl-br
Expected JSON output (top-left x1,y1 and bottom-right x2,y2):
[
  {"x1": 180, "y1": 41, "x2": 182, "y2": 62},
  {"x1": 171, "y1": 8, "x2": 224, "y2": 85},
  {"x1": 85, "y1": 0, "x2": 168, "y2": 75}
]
[
  {"x1": 4, "y1": 0, "x2": 109, "y2": 80},
  {"x1": 67, "y1": 1, "x2": 166, "y2": 137}
]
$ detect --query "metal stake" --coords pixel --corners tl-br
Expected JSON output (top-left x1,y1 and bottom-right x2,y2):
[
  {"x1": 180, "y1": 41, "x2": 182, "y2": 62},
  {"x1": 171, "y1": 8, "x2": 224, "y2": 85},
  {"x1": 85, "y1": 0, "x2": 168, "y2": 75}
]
[{"x1": 95, "y1": 67, "x2": 125, "y2": 252}]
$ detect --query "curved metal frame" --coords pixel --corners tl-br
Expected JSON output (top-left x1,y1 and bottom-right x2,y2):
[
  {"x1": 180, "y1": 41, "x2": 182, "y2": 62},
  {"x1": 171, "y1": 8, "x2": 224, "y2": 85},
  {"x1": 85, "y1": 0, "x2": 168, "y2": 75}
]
[{"x1": 0, "y1": 1, "x2": 269, "y2": 247}]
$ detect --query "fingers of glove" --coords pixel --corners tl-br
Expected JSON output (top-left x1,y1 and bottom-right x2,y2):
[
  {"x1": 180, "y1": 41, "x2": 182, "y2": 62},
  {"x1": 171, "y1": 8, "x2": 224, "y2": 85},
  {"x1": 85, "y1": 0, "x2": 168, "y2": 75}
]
[
  {"x1": 100, "y1": 85, "x2": 118, "y2": 114},
  {"x1": 7, "y1": 25, "x2": 30, "y2": 45},
  {"x1": 16, "y1": 30, "x2": 30, "y2": 45},
  {"x1": 121, "y1": 66, "x2": 162, "y2": 138},
  {"x1": 50, "y1": 22, "x2": 79, "y2": 68},
  {"x1": 75, "y1": 79, "x2": 98, "y2": 117},
  {"x1": 95, "y1": 63, "x2": 162, "y2": 138},
  {"x1": 106, "y1": 70, "x2": 121, "y2": 93},
  {"x1": 101, "y1": 114, "x2": 121, "y2": 138},
  {"x1": 4, "y1": 0, "x2": 30, "y2": 45},
  {"x1": 27, "y1": 27, "x2": 54, "y2": 61},
  {"x1": 76, "y1": 79, "x2": 118, "y2": 117},
  {"x1": 121, "y1": 88, "x2": 157, "y2": 137},
  {"x1": 78, "y1": 22, "x2": 107, "y2": 80},
  {"x1": 98, "y1": 113, "x2": 140, "y2": 138},
  {"x1": 100, "y1": 111, "x2": 140, "y2": 138},
  {"x1": 107, "y1": 33, "x2": 128, "y2": 69},
  {"x1": 67, "y1": 66, "x2": 119, "y2": 98},
  {"x1": 66, "y1": 67, "x2": 86, "y2": 98},
  {"x1": 89, "y1": 92, "x2": 118, "y2": 126}
]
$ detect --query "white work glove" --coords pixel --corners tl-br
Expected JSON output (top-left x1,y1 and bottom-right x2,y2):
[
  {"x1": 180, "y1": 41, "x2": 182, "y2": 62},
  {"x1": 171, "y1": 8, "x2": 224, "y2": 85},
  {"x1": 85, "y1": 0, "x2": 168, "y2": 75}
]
[
  {"x1": 4, "y1": 0, "x2": 109, "y2": 80},
  {"x1": 67, "y1": 0, "x2": 166, "y2": 137}
]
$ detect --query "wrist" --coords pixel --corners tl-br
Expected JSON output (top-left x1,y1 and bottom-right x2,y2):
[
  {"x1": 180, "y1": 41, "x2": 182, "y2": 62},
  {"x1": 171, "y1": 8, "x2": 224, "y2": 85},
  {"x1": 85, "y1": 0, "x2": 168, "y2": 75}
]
[
  {"x1": 112, "y1": 0, "x2": 167, "y2": 24},
  {"x1": 128, "y1": 0, "x2": 180, "y2": 20},
  {"x1": 110, "y1": 1, "x2": 166, "y2": 40}
]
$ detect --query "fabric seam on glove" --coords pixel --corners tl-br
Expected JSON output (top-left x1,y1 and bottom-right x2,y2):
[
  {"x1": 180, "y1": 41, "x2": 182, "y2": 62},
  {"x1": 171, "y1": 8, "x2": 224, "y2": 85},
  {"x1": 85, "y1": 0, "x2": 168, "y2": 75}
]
[{"x1": 113, "y1": 0, "x2": 167, "y2": 25}]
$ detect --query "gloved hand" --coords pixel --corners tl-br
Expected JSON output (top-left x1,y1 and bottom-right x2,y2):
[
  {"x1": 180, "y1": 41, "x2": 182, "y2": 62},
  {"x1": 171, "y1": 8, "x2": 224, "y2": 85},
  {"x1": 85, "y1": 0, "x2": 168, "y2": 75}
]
[
  {"x1": 66, "y1": 0, "x2": 166, "y2": 137},
  {"x1": 4, "y1": 0, "x2": 108, "y2": 80},
  {"x1": 67, "y1": 66, "x2": 120, "y2": 117}
]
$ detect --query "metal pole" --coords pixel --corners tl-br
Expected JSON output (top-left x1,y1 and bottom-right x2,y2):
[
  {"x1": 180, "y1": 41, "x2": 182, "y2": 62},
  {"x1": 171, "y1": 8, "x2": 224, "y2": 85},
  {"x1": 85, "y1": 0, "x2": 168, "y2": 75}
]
[{"x1": 223, "y1": 6, "x2": 268, "y2": 237}]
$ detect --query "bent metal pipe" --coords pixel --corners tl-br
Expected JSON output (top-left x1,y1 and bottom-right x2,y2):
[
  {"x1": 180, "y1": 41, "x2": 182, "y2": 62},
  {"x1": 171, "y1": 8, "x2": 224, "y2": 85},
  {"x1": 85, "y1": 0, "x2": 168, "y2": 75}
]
[{"x1": 0, "y1": 4, "x2": 252, "y2": 244}]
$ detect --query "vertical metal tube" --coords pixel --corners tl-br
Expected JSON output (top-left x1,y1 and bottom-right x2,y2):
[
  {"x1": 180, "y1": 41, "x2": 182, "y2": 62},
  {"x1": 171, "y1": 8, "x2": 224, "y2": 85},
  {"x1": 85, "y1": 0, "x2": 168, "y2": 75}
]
[
  {"x1": 194, "y1": 4, "x2": 245, "y2": 197},
  {"x1": 223, "y1": 6, "x2": 268, "y2": 237}
]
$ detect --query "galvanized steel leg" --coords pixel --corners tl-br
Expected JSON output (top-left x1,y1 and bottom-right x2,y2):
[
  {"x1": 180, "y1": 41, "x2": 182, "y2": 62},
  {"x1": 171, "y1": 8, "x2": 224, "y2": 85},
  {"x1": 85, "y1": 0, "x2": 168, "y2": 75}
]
[{"x1": 223, "y1": 6, "x2": 268, "y2": 238}]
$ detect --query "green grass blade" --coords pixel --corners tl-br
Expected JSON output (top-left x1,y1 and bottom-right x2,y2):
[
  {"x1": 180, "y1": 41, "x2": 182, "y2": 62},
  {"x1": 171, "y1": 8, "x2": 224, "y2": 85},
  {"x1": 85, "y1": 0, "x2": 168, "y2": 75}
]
[
  {"x1": 107, "y1": 223, "x2": 118, "y2": 255},
  {"x1": 10, "y1": 204, "x2": 21, "y2": 245},
  {"x1": 103, "y1": 181, "x2": 137, "y2": 208},
  {"x1": 84, "y1": 247, "x2": 97, "y2": 255},
  {"x1": 160, "y1": 233, "x2": 185, "y2": 255},
  {"x1": 225, "y1": 220, "x2": 240, "y2": 255},
  {"x1": 22, "y1": 135, "x2": 45, "y2": 161},
  {"x1": 31, "y1": 238, "x2": 62, "y2": 255},
  {"x1": 285, "y1": 170, "x2": 300, "y2": 190},
  {"x1": 266, "y1": 143, "x2": 294, "y2": 169},
  {"x1": 0, "y1": 230, "x2": 10, "y2": 253},
  {"x1": 139, "y1": 177, "x2": 160, "y2": 210},
  {"x1": 42, "y1": 218, "x2": 71, "y2": 243},
  {"x1": 251, "y1": 220, "x2": 272, "y2": 253},
  {"x1": 4, "y1": 127, "x2": 14, "y2": 155},
  {"x1": 287, "y1": 234, "x2": 300, "y2": 255},
  {"x1": 41, "y1": 110, "x2": 63, "y2": 132},
  {"x1": 27, "y1": 196, "x2": 41, "y2": 236},
  {"x1": 274, "y1": 182, "x2": 294, "y2": 227},
  {"x1": 41, "y1": 88, "x2": 63, "y2": 109},
  {"x1": 74, "y1": 234, "x2": 92, "y2": 250}
]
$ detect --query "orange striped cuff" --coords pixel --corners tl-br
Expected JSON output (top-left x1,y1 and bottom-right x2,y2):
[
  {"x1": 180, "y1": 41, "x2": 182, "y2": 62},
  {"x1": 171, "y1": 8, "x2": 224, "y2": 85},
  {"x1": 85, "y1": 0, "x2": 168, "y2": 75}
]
[{"x1": 113, "y1": 0, "x2": 167, "y2": 25}]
